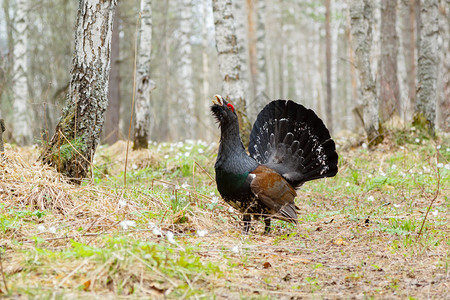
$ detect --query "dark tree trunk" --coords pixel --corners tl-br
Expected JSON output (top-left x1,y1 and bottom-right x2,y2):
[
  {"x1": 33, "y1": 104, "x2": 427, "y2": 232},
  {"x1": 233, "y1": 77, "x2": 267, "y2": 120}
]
[
  {"x1": 379, "y1": 0, "x2": 400, "y2": 121},
  {"x1": 39, "y1": 0, "x2": 117, "y2": 184}
]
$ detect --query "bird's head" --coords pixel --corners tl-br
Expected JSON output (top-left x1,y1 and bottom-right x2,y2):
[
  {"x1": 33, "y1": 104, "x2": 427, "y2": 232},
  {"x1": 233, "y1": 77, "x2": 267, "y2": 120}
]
[{"x1": 211, "y1": 95, "x2": 238, "y2": 128}]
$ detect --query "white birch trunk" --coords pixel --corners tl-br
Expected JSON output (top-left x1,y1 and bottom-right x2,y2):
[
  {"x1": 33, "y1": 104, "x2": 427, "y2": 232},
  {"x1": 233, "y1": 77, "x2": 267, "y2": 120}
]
[
  {"x1": 40, "y1": 0, "x2": 117, "y2": 182},
  {"x1": 179, "y1": 0, "x2": 195, "y2": 139},
  {"x1": 350, "y1": 0, "x2": 384, "y2": 146},
  {"x1": 13, "y1": 0, "x2": 33, "y2": 145},
  {"x1": 134, "y1": 0, "x2": 155, "y2": 149},
  {"x1": 201, "y1": 0, "x2": 212, "y2": 141},
  {"x1": 255, "y1": 0, "x2": 267, "y2": 107},
  {"x1": 413, "y1": 0, "x2": 439, "y2": 133},
  {"x1": 212, "y1": 0, "x2": 251, "y2": 141}
]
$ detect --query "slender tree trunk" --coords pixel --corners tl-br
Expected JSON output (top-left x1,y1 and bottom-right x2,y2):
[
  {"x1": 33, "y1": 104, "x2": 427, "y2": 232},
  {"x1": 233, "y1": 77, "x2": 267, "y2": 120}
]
[
  {"x1": 350, "y1": 0, "x2": 384, "y2": 147},
  {"x1": 325, "y1": 0, "x2": 333, "y2": 131},
  {"x1": 202, "y1": 0, "x2": 211, "y2": 141},
  {"x1": 40, "y1": 0, "x2": 117, "y2": 183},
  {"x1": 413, "y1": 0, "x2": 439, "y2": 134},
  {"x1": 255, "y1": 0, "x2": 267, "y2": 107},
  {"x1": 158, "y1": 0, "x2": 170, "y2": 141},
  {"x1": 13, "y1": 0, "x2": 33, "y2": 145},
  {"x1": 212, "y1": 0, "x2": 251, "y2": 145},
  {"x1": 104, "y1": 6, "x2": 121, "y2": 145},
  {"x1": 379, "y1": 0, "x2": 401, "y2": 121},
  {"x1": 133, "y1": 0, "x2": 155, "y2": 149},
  {"x1": 178, "y1": 0, "x2": 195, "y2": 139},
  {"x1": 247, "y1": 0, "x2": 257, "y2": 102}
]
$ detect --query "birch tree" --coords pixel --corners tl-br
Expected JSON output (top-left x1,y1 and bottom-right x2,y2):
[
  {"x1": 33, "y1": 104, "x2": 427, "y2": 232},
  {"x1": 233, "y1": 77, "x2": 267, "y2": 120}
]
[
  {"x1": 325, "y1": 0, "x2": 333, "y2": 131},
  {"x1": 13, "y1": 0, "x2": 33, "y2": 145},
  {"x1": 349, "y1": 0, "x2": 384, "y2": 147},
  {"x1": 133, "y1": 0, "x2": 155, "y2": 149},
  {"x1": 40, "y1": 0, "x2": 117, "y2": 183},
  {"x1": 255, "y1": 0, "x2": 267, "y2": 106},
  {"x1": 178, "y1": 0, "x2": 195, "y2": 139},
  {"x1": 212, "y1": 0, "x2": 251, "y2": 143},
  {"x1": 413, "y1": 0, "x2": 439, "y2": 134},
  {"x1": 105, "y1": 6, "x2": 121, "y2": 145},
  {"x1": 379, "y1": 0, "x2": 400, "y2": 121}
]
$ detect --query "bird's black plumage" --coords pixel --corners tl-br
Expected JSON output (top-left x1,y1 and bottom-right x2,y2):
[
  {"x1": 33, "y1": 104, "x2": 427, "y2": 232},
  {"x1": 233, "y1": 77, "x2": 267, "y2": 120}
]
[{"x1": 211, "y1": 95, "x2": 338, "y2": 234}]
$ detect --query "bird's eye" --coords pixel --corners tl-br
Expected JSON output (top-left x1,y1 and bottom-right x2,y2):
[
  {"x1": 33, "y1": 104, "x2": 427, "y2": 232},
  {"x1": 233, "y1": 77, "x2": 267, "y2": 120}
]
[{"x1": 227, "y1": 103, "x2": 235, "y2": 112}]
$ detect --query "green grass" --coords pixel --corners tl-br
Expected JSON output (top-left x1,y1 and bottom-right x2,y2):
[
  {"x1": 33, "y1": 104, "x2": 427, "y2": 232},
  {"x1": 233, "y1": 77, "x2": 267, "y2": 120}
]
[{"x1": 1, "y1": 131, "x2": 449, "y2": 298}]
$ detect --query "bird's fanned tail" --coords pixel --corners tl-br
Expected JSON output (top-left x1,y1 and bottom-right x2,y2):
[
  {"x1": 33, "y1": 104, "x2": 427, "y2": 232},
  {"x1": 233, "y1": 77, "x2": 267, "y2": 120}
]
[{"x1": 248, "y1": 100, "x2": 338, "y2": 188}]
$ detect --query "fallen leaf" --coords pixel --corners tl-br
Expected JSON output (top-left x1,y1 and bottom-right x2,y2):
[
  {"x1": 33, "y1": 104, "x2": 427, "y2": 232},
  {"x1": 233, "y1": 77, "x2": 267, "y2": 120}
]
[
  {"x1": 333, "y1": 238, "x2": 348, "y2": 246},
  {"x1": 263, "y1": 261, "x2": 272, "y2": 269},
  {"x1": 83, "y1": 280, "x2": 91, "y2": 291}
]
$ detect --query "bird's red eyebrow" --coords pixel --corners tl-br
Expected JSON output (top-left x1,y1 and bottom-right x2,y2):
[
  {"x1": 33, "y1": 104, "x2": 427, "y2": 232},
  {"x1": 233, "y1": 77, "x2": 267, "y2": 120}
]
[{"x1": 227, "y1": 103, "x2": 235, "y2": 112}]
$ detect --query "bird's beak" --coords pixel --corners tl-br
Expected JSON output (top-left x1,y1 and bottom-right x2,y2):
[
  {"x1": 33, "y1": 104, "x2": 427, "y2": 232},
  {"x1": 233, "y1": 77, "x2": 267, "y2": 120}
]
[{"x1": 212, "y1": 95, "x2": 224, "y2": 106}]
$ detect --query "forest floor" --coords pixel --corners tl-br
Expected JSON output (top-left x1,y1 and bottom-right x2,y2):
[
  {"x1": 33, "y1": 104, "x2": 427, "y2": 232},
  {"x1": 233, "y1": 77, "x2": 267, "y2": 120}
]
[{"x1": 0, "y1": 128, "x2": 449, "y2": 299}]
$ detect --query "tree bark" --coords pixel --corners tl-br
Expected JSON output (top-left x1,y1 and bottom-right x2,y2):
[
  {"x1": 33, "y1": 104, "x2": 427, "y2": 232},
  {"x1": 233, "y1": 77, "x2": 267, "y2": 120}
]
[
  {"x1": 178, "y1": 0, "x2": 195, "y2": 139},
  {"x1": 104, "y1": 6, "x2": 121, "y2": 145},
  {"x1": 325, "y1": 0, "x2": 333, "y2": 131},
  {"x1": 413, "y1": 0, "x2": 439, "y2": 134},
  {"x1": 13, "y1": 0, "x2": 33, "y2": 145},
  {"x1": 40, "y1": 0, "x2": 117, "y2": 183},
  {"x1": 212, "y1": 0, "x2": 251, "y2": 145},
  {"x1": 133, "y1": 0, "x2": 155, "y2": 150},
  {"x1": 349, "y1": 0, "x2": 384, "y2": 147},
  {"x1": 379, "y1": 0, "x2": 401, "y2": 121},
  {"x1": 255, "y1": 0, "x2": 267, "y2": 107}
]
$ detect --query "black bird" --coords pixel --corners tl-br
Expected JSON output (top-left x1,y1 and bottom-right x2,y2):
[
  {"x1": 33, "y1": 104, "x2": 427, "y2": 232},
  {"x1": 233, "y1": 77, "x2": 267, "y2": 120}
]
[{"x1": 211, "y1": 95, "x2": 338, "y2": 234}]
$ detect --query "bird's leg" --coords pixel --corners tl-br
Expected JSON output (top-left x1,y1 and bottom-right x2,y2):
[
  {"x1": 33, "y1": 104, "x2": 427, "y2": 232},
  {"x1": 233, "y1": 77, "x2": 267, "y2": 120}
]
[
  {"x1": 263, "y1": 216, "x2": 271, "y2": 234},
  {"x1": 242, "y1": 214, "x2": 251, "y2": 234}
]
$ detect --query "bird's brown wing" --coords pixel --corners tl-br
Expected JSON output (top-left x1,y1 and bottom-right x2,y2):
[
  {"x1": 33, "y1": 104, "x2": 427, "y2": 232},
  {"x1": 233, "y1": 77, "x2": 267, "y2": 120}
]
[{"x1": 249, "y1": 165, "x2": 298, "y2": 222}]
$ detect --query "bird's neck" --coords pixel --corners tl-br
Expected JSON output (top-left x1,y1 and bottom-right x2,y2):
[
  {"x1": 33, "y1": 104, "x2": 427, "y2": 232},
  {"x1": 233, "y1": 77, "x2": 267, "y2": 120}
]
[{"x1": 215, "y1": 122, "x2": 258, "y2": 173}]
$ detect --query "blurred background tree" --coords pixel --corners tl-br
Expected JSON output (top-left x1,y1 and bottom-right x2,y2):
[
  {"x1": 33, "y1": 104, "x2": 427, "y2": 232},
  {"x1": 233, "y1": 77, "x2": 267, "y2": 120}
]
[{"x1": 0, "y1": 0, "x2": 448, "y2": 147}]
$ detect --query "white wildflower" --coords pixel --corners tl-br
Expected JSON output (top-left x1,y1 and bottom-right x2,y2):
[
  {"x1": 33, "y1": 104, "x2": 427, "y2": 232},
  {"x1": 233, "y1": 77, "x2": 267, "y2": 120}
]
[
  {"x1": 400, "y1": 171, "x2": 406, "y2": 177},
  {"x1": 362, "y1": 143, "x2": 368, "y2": 149},
  {"x1": 132, "y1": 163, "x2": 138, "y2": 170},
  {"x1": 184, "y1": 152, "x2": 190, "y2": 157},
  {"x1": 399, "y1": 146, "x2": 404, "y2": 150},
  {"x1": 345, "y1": 182, "x2": 350, "y2": 187},
  {"x1": 391, "y1": 164, "x2": 397, "y2": 170},
  {"x1": 144, "y1": 254, "x2": 152, "y2": 260},
  {"x1": 415, "y1": 138, "x2": 420, "y2": 143},
  {"x1": 197, "y1": 229, "x2": 208, "y2": 237},
  {"x1": 198, "y1": 148, "x2": 204, "y2": 154},
  {"x1": 367, "y1": 195, "x2": 375, "y2": 202},
  {"x1": 379, "y1": 171, "x2": 386, "y2": 176},
  {"x1": 231, "y1": 246, "x2": 239, "y2": 253},
  {"x1": 164, "y1": 155, "x2": 169, "y2": 159},
  {"x1": 437, "y1": 163, "x2": 444, "y2": 168},
  {"x1": 228, "y1": 207, "x2": 234, "y2": 213},
  {"x1": 368, "y1": 174, "x2": 373, "y2": 178},
  {"x1": 37, "y1": 225, "x2": 46, "y2": 232},
  {"x1": 393, "y1": 204, "x2": 401, "y2": 208},
  {"x1": 446, "y1": 148, "x2": 450, "y2": 152},
  {"x1": 48, "y1": 226, "x2": 57, "y2": 234},
  {"x1": 210, "y1": 192, "x2": 216, "y2": 196},
  {"x1": 118, "y1": 199, "x2": 127, "y2": 207},
  {"x1": 212, "y1": 196, "x2": 219, "y2": 204},
  {"x1": 175, "y1": 185, "x2": 180, "y2": 190},
  {"x1": 119, "y1": 220, "x2": 136, "y2": 230},
  {"x1": 432, "y1": 210, "x2": 438, "y2": 216},
  {"x1": 436, "y1": 145, "x2": 441, "y2": 150},
  {"x1": 445, "y1": 164, "x2": 450, "y2": 170},
  {"x1": 181, "y1": 182, "x2": 190, "y2": 189},
  {"x1": 152, "y1": 226, "x2": 163, "y2": 236},
  {"x1": 166, "y1": 231, "x2": 176, "y2": 244}
]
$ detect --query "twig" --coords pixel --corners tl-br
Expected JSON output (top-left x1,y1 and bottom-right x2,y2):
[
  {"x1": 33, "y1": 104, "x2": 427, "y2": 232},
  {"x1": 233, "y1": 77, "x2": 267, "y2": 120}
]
[
  {"x1": 0, "y1": 247, "x2": 9, "y2": 294},
  {"x1": 124, "y1": 13, "x2": 141, "y2": 187},
  {"x1": 195, "y1": 161, "x2": 215, "y2": 182},
  {"x1": 416, "y1": 155, "x2": 441, "y2": 239}
]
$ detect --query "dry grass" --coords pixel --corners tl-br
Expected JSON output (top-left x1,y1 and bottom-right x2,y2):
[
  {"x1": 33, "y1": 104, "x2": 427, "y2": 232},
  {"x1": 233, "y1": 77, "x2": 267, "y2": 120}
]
[{"x1": 0, "y1": 136, "x2": 449, "y2": 299}]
